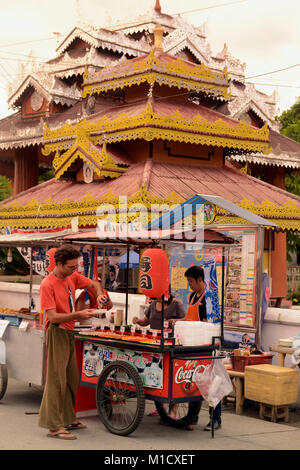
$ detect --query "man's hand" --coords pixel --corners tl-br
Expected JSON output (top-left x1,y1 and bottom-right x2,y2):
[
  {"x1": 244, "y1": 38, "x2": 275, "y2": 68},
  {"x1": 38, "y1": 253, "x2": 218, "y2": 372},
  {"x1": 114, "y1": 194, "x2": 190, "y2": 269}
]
[
  {"x1": 76, "y1": 309, "x2": 96, "y2": 320},
  {"x1": 97, "y1": 294, "x2": 109, "y2": 307}
]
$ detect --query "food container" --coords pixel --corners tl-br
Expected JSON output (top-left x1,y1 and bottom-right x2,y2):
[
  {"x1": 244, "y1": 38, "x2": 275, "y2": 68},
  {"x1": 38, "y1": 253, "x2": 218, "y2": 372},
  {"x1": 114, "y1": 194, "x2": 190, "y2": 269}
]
[
  {"x1": 174, "y1": 321, "x2": 220, "y2": 346},
  {"x1": 115, "y1": 309, "x2": 123, "y2": 326}
]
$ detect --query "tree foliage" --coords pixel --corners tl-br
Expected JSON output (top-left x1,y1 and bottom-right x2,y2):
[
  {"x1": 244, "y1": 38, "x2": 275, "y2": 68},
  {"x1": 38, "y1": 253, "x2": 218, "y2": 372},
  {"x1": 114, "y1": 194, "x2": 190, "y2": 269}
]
[
  {"x1": 276, "y1": 98, "x2": 300, "y2": 263},
  {"x1": 276, "y1": 98, "x2": 300, "y2": 143},
  {"x1": 0, "y1": 175, "x2": 12, "y2": 202}
]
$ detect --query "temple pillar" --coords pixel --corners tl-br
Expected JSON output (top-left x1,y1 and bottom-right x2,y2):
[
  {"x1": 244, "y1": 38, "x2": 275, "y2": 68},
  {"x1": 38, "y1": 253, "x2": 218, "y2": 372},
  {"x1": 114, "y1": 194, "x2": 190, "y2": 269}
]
[
  {"x1": 262, "y1": 167, "x2": 287, "y2": 303},
  {"x1": 270, "y1": 231, "x2": 287, "y2": 303},
  {"x1": 13, "y1": 147, "x2": 39, "y2": 195}
]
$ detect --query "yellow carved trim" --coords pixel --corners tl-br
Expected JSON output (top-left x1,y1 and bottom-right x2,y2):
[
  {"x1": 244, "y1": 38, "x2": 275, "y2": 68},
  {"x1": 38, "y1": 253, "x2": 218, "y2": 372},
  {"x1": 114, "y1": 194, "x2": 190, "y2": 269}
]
[
  {"x1": 238, "y1": 198, "x2": 300, "y2": 219},
  {"x1": 47, "y1": 123, "x2": 128, "y2": 180},
  {"x1": 43, "y1": 103, "x2": 271, "y2": 156},
  {"x1": 0, "y1": 190, "x2": 299, "y2": 232},
  {"x1": 82, "y1": 49, "x2": 230, "y2": 99}
]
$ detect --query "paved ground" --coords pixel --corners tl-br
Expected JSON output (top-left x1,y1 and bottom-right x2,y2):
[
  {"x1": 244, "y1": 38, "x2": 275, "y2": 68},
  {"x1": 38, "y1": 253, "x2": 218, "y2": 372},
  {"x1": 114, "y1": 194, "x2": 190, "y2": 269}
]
[{"x1": 1, "y1": 377, "x2": 300, "y2": 452}]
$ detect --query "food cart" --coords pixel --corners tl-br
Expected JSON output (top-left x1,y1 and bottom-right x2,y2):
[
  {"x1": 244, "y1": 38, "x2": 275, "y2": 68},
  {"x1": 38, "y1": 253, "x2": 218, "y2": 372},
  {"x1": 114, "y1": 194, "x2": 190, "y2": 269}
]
[
  {"x1": 59, "y1": 226, "x2": 235, "y2": 436},
  {"x1": 0, "y1": 226, "x2": 230, "y2": 437},
  {"x1": 0, "y1": 195, "x2": 278, "y2": 436}
]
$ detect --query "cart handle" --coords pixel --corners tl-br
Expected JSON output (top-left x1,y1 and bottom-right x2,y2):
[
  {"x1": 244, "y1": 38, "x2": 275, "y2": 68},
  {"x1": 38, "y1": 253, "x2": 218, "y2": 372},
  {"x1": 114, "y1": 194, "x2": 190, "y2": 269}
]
[{"x1": 173, "y1": 355, "x2": 226, "y2": 360}]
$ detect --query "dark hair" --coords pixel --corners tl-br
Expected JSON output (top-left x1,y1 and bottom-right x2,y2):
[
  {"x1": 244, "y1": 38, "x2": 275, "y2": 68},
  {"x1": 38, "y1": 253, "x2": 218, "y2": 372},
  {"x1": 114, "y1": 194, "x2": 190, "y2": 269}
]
[
  {"x1": 184, "y1": 265, "x2": 204, "y2": 281},
  {"x1": 54, "y1": 245, "x2": 80, "y2": 265}
]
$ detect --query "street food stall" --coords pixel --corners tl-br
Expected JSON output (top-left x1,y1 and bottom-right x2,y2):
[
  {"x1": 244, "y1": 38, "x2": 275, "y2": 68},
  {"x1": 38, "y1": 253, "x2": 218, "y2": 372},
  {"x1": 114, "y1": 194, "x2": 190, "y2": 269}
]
[
  {"x1": 0, "y1": 196, "x2": 279, "y2": 435},
  {"x1": 0, "y1": 225, "x2": 231, "y2": 436},
  {"x1": 58, "y1": 226, "x2": 233, "y2": 436}
]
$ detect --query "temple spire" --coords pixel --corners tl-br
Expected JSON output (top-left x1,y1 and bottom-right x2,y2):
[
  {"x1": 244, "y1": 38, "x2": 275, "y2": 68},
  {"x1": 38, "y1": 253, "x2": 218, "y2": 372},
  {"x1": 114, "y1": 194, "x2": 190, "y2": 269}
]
[
  {"x1": 153, "y1": 23, "x2": 164, "y2": 51},
  {"x1": 154, "y1": 0, "x2": 162, "y2": 14}
]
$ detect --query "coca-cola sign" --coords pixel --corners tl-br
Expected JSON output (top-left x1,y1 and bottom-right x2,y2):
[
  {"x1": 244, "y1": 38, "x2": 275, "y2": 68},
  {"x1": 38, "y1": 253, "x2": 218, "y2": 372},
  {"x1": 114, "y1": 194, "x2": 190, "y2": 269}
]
[
  {"x1": 172, "y1": 358, "x2": 212, "y2": 398},
  {"x1": 175, "y1": 362, "x2": 211, "y2": 384}
]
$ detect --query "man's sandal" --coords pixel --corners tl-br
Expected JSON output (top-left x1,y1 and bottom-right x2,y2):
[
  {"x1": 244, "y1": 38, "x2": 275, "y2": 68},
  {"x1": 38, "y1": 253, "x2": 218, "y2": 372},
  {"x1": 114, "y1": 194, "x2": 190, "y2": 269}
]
[
  {"x1": 65, "y1": 421, "x2": 87, "y2": 430},
  {"x1": 47, "y1": 430, "x2": 77, "y2": 440}
]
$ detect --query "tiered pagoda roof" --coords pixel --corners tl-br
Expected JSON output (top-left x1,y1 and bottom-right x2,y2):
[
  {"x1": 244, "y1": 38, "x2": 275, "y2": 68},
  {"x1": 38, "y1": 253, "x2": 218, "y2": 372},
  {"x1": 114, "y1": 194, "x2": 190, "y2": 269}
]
[
  {"x1": 0, "y1": 160, "x2": 299, "y2": 231},
  {"x1": 0, "y1": 26, "x2": 299, "y2": 233},
  {"x1": 0, "y1": 0, "x2": 298, "y2": 173}
]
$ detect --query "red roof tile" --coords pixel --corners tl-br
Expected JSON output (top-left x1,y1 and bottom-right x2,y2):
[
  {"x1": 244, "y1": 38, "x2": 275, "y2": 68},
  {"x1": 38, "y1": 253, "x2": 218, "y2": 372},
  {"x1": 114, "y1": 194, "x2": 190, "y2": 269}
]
[{"x1": 3, "y1": 160, "x2": 299, "y2": 211}]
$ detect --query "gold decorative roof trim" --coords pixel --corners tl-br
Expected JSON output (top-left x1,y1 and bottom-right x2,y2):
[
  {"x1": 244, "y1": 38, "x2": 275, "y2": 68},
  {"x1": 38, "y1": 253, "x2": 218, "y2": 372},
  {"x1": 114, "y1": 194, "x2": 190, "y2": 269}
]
[
  {"x1": 45, "y1": 126, "x2": 128, "y2": 180},
  {"x1": 0, "y1": 190, "x2": 298, "y2": 231},
  {"x1": 43, "y1": 103, "x2": 271, "y2": 155},
  {"x1": 82, "y1": 50, "x2": 230, "y2": 100}
]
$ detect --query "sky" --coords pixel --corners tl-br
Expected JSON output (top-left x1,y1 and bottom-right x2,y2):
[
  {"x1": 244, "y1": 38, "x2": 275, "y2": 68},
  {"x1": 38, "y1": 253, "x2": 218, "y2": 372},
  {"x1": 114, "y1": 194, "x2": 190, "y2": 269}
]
[{"x1": 0, "y1": 0, "x2": 299, "y2": 119}]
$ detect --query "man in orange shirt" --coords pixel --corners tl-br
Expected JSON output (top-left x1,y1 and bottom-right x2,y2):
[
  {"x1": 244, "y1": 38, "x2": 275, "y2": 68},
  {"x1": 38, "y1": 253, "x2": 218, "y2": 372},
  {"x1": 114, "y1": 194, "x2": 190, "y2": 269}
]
[{"x1": 38, "y1": 245, "x2": 105, "y2": 440}]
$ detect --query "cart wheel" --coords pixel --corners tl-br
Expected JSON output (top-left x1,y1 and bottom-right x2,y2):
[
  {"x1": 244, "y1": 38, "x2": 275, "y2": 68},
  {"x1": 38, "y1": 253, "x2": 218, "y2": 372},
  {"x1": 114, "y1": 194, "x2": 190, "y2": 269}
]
[
  {"x1": 155, "y1": 399, "x2": 202, "y2": 428},
  {"x1": 0, "y1": 364, "x2": 8, "y2": 400},
  {"x1": 96, "y1": 360, "x2": 145, "y2": 436}
]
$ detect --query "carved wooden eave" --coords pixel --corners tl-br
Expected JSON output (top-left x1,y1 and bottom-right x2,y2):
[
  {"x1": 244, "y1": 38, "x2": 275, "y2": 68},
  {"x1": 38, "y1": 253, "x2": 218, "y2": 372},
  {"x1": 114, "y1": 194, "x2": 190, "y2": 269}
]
[
  {"x1": 8, "y1": 73, "x2": 81, "y2": 109},
  {"x1": 231, "y1": 100, "x2": 278, "y2": 131},
  {"x1": 82, "y1": 49, "x2": 231, "y2": 101},
  {"x1": 229, "y1": 130, "x2": 300, "y2": 169},
  {"x1": 229, "y1": 151, "x2": 300, "y2": 169},
  {"x1": 42, "y1": 99, "x2": 271, "y2": 155},
  {"x1": 55, "y1": 26, "x2": 149, "y2": 57},
  {"x1": 228, "y1": 82, "x2": 279, "y2": 130}
]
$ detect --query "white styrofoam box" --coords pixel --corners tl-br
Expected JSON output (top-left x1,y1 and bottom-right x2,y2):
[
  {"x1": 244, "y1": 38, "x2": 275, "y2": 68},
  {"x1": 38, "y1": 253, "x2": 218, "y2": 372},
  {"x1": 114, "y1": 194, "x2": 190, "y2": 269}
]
[
  {"x1": 265, "y1": 307, "x2": 300, "y2": 326},
  {"x1": 264, "y1": 308, "x2": 280, "y2": 322},
  {"x1": 174, "y1": 321, "x2": 221, "y2": 346}
]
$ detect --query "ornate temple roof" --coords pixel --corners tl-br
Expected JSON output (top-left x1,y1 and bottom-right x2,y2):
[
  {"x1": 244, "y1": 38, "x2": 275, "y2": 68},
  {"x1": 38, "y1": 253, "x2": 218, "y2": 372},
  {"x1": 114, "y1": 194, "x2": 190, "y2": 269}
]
[
  {"x1": 229, "y1": 129, "x2": 300, "y2": 169},
  {"x1": 42, "y1": 97, "x2": 271, "y2": 167},
  {"x1": 0, "y1": 159, "x2": 299, "y2": 231},
  {"x1": 8, "y1": 73, "x2": 81, "y2": 109},
  {"x1": 82, "y1": 48, "x2": 230, "y2": 101},
  {"x1": 0, "y1": 0, "x2": 297, "y2": 171}
]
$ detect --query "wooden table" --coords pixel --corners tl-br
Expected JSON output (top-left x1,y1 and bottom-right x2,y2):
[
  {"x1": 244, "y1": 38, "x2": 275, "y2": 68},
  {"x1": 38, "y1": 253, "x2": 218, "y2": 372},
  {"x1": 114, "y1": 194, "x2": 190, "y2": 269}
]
[
  {"x1": 227, "y1": 369, "x2": 245, "y2": 414},
  {"x1": 269, "y1": 344, "x2": 296, "y2": 367}
]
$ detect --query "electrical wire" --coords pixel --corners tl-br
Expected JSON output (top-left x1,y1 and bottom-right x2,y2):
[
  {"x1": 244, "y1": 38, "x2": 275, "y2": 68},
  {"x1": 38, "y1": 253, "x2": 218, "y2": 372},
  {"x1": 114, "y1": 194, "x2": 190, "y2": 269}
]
[
  {"x1": 171, "y1": 0, "x2": 248, "y2": 16},
  {"x1": 245, "y1": 64, "x2": 300, "y2": 80},
  {"x1": 0, "y1": 36, "x2": 57, "y2": 49},
  {"x1": 252, "y1": 82, "x2": 300, "y2": 89}
]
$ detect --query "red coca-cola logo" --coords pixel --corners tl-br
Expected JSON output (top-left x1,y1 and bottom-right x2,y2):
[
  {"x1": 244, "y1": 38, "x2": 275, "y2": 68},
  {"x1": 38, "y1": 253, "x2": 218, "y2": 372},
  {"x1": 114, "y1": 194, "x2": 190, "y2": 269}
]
[{"x1": 175, "y1": 362, "x2": 210, "y2": 384}]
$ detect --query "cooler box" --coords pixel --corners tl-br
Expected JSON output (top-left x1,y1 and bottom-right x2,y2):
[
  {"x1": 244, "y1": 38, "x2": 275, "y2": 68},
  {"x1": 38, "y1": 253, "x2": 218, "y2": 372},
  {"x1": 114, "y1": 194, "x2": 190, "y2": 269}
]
[{"x1": 245, "y1": 364, "x2": 299, "y2": 406}]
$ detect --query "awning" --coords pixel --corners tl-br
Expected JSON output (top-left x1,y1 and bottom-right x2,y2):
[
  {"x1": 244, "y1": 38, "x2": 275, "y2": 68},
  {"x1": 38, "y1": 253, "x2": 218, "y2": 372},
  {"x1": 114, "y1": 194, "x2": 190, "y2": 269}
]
[
  {"x1": 147, "y1": 194, "x2": 279, "y2": 230},
  {"x1": 0, "y1": 229, "x2": 73, "y2": 247}
]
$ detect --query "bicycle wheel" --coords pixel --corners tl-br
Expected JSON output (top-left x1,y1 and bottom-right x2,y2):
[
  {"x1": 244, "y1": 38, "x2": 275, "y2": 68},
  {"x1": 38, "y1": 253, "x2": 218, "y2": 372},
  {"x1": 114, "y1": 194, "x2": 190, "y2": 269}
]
[
  {"x1": 155, "y1": 399, "x2": 202, "y2": 428},
  {"x1": 0, "y1": 364, "x2": 8, "y2": 400},
  {"x1": 96, "y1": 360, "x2": 145, "y2": 436}
]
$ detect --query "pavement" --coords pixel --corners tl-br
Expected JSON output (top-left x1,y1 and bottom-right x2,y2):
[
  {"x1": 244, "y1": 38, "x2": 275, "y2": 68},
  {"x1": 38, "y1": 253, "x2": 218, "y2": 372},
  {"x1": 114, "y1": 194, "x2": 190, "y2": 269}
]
[{"x1": 1, "y1": 377, "x2": 300, "y2": 452}]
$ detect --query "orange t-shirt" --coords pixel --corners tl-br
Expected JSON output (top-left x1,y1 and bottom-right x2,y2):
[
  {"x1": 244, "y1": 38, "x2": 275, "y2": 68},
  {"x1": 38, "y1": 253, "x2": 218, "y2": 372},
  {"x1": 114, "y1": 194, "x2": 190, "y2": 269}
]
[{"x1": 40, "y1": 271, "x2": 91, "y2": 330}]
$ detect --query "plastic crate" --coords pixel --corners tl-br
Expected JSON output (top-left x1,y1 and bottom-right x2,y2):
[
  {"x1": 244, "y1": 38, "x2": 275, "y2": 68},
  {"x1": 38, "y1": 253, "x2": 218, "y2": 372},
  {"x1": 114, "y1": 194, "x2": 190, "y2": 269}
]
[{"x1": 231, "y1": 353, "x2": 274, "y2": 372}]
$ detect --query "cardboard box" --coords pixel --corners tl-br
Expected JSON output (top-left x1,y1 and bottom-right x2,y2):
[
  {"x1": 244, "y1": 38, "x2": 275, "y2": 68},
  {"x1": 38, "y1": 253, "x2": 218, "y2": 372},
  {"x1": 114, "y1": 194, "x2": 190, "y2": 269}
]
[{"x1": 245, "y1": 364, "x2": 298, "y2": 406}]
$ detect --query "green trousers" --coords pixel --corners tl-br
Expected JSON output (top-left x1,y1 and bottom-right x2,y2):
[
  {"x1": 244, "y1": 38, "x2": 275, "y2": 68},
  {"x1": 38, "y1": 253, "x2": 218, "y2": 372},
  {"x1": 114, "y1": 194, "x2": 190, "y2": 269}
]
[{"x1": 38, "y1": 323, "x2": 79, "y2": 430}]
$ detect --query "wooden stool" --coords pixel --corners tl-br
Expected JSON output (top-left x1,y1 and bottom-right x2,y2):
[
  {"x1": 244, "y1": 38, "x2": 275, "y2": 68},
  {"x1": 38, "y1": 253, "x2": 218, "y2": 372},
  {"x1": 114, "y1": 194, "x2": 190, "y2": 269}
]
[{"x1": 259, "y1": 403, "x2": 289, "y2": 423}]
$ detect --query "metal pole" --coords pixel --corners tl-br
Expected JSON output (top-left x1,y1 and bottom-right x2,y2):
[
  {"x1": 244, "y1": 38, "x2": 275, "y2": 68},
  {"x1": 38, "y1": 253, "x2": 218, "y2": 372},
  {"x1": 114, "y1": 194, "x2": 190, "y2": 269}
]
[
  {"x1": 221, "y1": 247, "x2": 225, "y2": 344},
  {"x1": 255, "y1": 226, "x2": 264, "y2": 347},
  {"x1": 28, "y1": 247, "x2": 33, "y2": 312},
  {"x1": 160, "y1": 294, "x2": 165, "y2": 351},
  {"x1": 125, "y1": 244, "x2": 130, "y2": 324}
]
